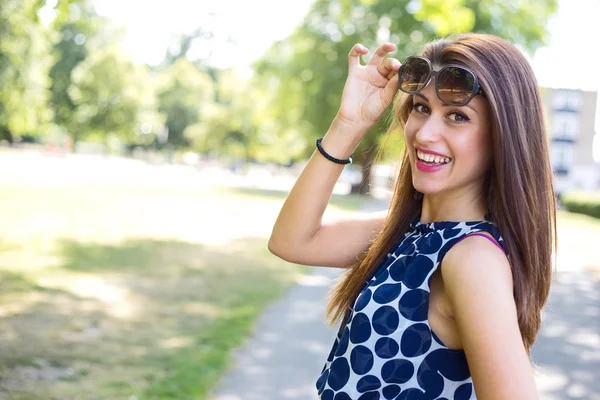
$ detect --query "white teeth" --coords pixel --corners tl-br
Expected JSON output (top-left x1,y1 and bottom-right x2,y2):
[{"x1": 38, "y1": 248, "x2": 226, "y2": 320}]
[{"x1": 416, "y1": 150, "x2": 451, "y2": 164}]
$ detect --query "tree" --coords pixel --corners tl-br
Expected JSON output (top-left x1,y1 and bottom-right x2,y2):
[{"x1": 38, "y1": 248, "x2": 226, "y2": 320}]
[
  {"x1": 68, "y1": 45, "x2": 148, "y2": 148},
  {"x1": 0, "y1": 0, "x2": 55, "y2": 143},
  {"x1": 155, "y1": 58, "x2": 214, "y2": 147},
  {"x1": 48, "y1": 0, "x2": 100, "y2": 142},
  {"x1": 254, "y1": 0, "x2": 558, "y2": 193}
]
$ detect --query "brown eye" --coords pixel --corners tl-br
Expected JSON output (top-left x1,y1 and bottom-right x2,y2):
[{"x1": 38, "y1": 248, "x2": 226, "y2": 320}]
[
  {"x1": 412, "y1": 103, "x2": 429, "y2": 114},
  {"x1": 448, "y1": 112, "x2": 469, "y2": 122}
]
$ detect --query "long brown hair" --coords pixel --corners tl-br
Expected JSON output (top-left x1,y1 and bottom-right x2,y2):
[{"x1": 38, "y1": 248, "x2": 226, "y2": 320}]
[{"x1": 326, "y1": 33, "x2": 557, "y2": 354}]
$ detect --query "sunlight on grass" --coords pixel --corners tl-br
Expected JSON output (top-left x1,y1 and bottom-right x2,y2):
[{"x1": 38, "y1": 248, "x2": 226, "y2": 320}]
[
  {"x1": 556, "y1": 210, "x2": 600, "y2": 277},
  {"x1": 0, "y1": 182, "x2": 304, "y2": 399}
]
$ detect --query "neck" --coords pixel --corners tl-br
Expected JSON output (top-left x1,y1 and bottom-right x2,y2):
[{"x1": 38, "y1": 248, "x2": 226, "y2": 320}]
[{"x1": 418, "y1": 182, "x2": 487, "y2": 223}]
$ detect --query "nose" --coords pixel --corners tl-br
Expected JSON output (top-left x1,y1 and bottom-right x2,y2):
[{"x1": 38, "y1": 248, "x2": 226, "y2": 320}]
[{"x1": 415, "y1": 113, "x2": 444, "y2": 144}]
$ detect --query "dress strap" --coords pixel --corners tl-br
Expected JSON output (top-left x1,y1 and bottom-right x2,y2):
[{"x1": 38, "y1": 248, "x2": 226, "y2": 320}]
[{"x1": 453, "y1": 232, "x2": 504, "y2": 252}]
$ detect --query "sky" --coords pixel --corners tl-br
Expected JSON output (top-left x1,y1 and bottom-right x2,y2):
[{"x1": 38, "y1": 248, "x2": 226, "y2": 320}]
[{"x1": 95, "y1": 0, "x2": 600, "y2": 136}]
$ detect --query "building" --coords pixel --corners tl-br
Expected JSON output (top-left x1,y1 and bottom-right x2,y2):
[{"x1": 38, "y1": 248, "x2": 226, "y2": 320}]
[{"x1": 542, "y1": 88, "x2": 599, "y2": 194}]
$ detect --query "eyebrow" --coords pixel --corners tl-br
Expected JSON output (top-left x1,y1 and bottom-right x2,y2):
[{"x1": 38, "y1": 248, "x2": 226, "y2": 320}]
[{"x1": 414, "y1": 93, "x2": 478, "y2": 114}]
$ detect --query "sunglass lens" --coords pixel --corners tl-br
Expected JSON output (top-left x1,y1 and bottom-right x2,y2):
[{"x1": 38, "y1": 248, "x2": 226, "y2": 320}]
[
  {"x1": 437, "y1": 67, "x2": 476, "y2": 105},
  {"x1": 399, "y1": 58, "x2": 430, "y2": 93}
]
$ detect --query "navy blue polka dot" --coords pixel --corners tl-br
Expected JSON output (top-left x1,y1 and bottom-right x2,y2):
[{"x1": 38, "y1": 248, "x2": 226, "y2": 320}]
[
  {"x1": 350, "y1": 345, "x2": 374, "y2": 375},
  {"x1": 374, "y1": 337, "x2": 399, "y2": 359},
  {"x1": 388, "y1": 256, "x2": 410, "y2": 282},
  {"x1": 321, "y1": 389, "x2": 334, "y2": 400},
  {"x1": 454, "y1": 383, "x2": 472, "y2": 400},
  {"x1": 357, "y1": 391, "x2": 380, "y2": 400},
  {"x1": 437, "y1": 350, "x2": 471, "y2": 381},
  {"x1": 401, "y1": 323, "x2": 432, "y2": 357},
  {"x1": 419, "y1": 232, "x2": 443, "y2": 254},
  {"x1": 316, "y1": 369, "x2": 329, "y2": 394},
  {"x1": 398, "y1": 289, "x2": 429, "y2": 321},
  {"x1": 356, "y1": 375, "x2": 381, "y2": 393},
  {"x1": 417, "y1": 368, "x2": 444, "y2": 398},
  {"x1": 371, "y1": 269, "x2": 389, "y2": 286},
  {"x1": 381, "y1": 359, "x2": 414, "y2": 384},
  {"x1": 355, "y1": 289, "x2": 372, "y2": 312},
  {"x1": 382, "y1": 384, "x2": 401, "y2": 399},
  {"x1": 397, "y1": 388, "x2": 427, "y2": 400},
  {"x1": 373, "y1": 283, "x2": 403, "y2": 304},
  {"x1": 403, "y1": 255, "x2": 434, "y2": 289},
  {"x1": 443, "y1": 228, "x2": 462, "y2": 239},
  {"x1": 335, "y1": 327, "x2": 350, "y2": 356},
  {"x1": 372, "y1": 306, "x2": 399, "y2": 335},
  {"x1": 350, "y1": 313, "x2": 371, "y2": 344},
  {"x1": 327, "y1": 357, "x2": 350, "y2": 390},
  {"x1": 334, "y1": 392, "x2": 352, "y2": 400}
]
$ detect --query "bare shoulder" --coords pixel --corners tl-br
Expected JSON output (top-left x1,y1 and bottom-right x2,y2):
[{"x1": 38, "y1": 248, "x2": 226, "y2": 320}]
[{"x1": 441, "y1": 233, "x2": 513, "y2": 296}]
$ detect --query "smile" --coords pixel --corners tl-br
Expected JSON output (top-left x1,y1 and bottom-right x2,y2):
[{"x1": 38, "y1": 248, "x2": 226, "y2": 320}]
[{"x1": 415, "y1": 148, "x2": 452, "y2": 165}]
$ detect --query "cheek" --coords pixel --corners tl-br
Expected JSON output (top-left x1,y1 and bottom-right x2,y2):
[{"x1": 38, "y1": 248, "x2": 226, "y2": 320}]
[
  {"x1": 403, "y1": 117, "x2": 418, "y2": 146},
  {"x1": 458, "y1": 131, "x2": 492, "y2": 169}
]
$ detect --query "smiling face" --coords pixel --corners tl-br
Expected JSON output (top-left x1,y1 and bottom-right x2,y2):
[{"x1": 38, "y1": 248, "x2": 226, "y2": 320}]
[{"x1": 403, "y1": 78, "x2": 493, "y2": 199}]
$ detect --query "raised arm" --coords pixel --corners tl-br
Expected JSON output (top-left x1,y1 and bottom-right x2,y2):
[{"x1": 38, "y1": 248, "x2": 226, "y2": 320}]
[{"x1": 268, "y1": 42, "x2": 401, "y2": 268}]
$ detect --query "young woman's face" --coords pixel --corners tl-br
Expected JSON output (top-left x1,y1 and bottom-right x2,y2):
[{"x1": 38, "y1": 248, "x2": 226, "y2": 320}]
[{"x1": 403, "y1": 78, "x2": 493, "y2": 197}]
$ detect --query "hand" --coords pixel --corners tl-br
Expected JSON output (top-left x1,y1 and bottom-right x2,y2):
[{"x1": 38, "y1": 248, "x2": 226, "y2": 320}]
[{"x1": 336, "y1": 42, "x2": 401, "y2": 132}]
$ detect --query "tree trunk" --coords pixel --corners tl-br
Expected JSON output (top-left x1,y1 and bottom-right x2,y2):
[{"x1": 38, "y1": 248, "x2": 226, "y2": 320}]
[
  {"x1": 0, "y1": 125, "x2": 13, "y2": 144},
  {"x1": 350, "y1": 138, "x2": 377, "y2": 195}
]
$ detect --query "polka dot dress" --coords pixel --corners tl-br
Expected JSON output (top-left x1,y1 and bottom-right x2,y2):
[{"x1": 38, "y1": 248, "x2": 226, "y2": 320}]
[{"x1": 316, "y1": 218, "x2": 507, "y2": 400}]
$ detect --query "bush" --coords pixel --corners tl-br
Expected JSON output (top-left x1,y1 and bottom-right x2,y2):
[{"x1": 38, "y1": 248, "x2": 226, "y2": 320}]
[{"x1": 561, "y1": 191, "x2": 600, "y2": 219}]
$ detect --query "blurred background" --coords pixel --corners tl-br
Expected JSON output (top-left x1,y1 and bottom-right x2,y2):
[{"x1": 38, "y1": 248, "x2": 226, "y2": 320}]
[{"x1": 1, "y1": 0, "x2": 599, "y2": 399}]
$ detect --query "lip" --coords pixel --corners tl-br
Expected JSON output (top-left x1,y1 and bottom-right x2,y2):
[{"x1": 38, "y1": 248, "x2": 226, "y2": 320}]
[{"x1": 416, "y1": 159, "x2": 448, "y2": 173}]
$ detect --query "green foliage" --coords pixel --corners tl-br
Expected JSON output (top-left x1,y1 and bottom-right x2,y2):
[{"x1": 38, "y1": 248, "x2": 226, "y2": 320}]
[
  {"x1": 185, "y1": 69, "x2": 306, "y2": 163},
  {"x1": 48, "y1": 0, "x2": 100, "y2": 135},
  {"x1": 69, "y1": 45, "x2": 148, "y2": 144},
  {"x1": 562, "y1": 191, "x2": 600, "y2": 219},
  {"x1": 156, "y1": 59, "x2": 214, "y2": 147},
  {"x1": 0, "y1": 0, "x2": 55, "y2": 140},
  {"x1": 254, "y1": 0, "x2": 558, "y2": 169}
]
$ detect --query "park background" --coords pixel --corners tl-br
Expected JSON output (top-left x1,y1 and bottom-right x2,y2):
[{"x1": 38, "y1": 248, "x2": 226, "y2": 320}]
[{"x1": 1, "y1": 0, "x2": 600, "y2": 399}]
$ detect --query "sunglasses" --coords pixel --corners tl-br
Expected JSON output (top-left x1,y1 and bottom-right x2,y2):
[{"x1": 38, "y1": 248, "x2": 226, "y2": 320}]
[{"x1": 398, "y1": 56, "x2": 484, "y2": 106}]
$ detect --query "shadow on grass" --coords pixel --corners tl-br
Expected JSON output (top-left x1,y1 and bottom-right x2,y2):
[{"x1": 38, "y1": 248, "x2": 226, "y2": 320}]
[
  {"x1": 531, "y1": 271, "x2": 600, "y2": 399},
  {"x1": 0, "y1": 236, "x2": 302, "y2": 400}
]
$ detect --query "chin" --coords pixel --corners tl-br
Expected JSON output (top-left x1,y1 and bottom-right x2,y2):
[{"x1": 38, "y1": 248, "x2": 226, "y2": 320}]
[{"x1": 412, "y1": 180, "x2": 444, "y2": 196}]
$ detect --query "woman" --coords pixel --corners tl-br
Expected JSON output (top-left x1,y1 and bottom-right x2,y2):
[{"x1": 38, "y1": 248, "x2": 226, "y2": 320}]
[{"x1": 268, "y1": 33, "x2": 556, "y2": 399}]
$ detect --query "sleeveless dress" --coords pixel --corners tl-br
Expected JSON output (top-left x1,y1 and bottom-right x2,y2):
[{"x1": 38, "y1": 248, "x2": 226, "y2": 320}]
[{"x1": 316, "y1": 218, "x2": 507, "y2": 400}]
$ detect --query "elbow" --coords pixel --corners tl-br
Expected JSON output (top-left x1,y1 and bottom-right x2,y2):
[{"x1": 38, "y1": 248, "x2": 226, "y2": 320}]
[
  {"x1": 268, "y1": 236, "x2": 297, "y2": 264},
  {"x1": 268, "y1": 236, "x2": 286, "y2": 259}
]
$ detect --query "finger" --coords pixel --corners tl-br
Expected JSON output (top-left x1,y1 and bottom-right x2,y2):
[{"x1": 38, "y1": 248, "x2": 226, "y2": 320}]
[
  {"x1": 367, "y1": 42, "x2": 396, "y2": 66},
  {"x1": 348, "y1": 43, "x2": 369, "y2": 71},
  {"x1": 377, "y1": 58, "x2": 401, "y2": 80},
  {"x1": 380, "y1": 74, "x2": 400, "y2": 108}
]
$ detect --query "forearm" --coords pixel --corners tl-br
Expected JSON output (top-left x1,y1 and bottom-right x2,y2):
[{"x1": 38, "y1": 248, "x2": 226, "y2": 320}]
[{"x1": 268, "y1": 118, "x2": 366, "y2": 254}]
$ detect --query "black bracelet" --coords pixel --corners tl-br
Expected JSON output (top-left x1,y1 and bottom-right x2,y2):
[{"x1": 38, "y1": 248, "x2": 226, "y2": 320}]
[{"x1": 316, "y1": 137, "x2": 353, "y2": 165}]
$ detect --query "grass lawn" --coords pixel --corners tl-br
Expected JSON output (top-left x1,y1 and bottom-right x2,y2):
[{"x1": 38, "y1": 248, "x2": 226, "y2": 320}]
[
  {"x1": 555, "y1": 209, "x2": 600, "y2": 277},
  {"x1": 0, "y1": 179, "x2": 360, "y2": 400}
]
